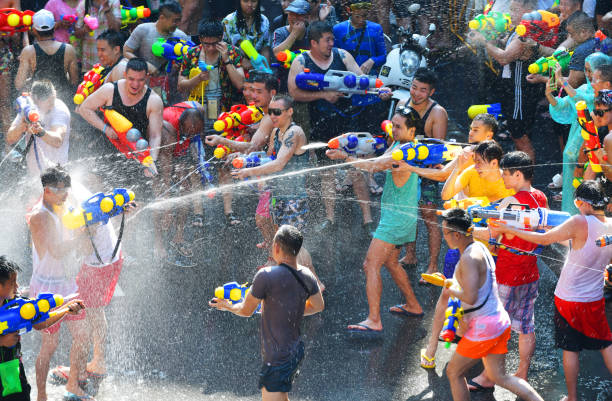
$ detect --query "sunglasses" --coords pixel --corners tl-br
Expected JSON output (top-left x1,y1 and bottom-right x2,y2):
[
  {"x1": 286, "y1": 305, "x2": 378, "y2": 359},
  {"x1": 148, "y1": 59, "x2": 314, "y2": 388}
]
[
  {"x1": 269, "y1": 108, "x2": 286, "y2": 116},
  {"x1": 47, "y1": 186, "x2": 70, "y2": 195},
  {"x1": 397, "y1": 105, "x2": 419, "y2": 119},
  {"x1": 593, "y1": 108, "x2": 612, "y2": 117},
  {"x1": 201, "y1": 40, "x2": 220, "y2": 46}
]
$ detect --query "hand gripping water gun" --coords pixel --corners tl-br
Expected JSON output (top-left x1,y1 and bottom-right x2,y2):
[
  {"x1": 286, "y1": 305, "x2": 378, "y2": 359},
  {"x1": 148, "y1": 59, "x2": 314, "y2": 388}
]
[
  {"x1": 15, "y1": 93, "x2": 39, "y2": 123},
  {"x1": 327, "y1": 132, "x2": 387, "y2": 156},
  {"x1": 0, "y1": 293, "x2": 64, "y2": 335},
  {"x1": 214, "y1": 282, "x2": 261, "y2": 313},
  {"x1": 515, "y1": 10, "x2": 560, "y2": 47},
  {"x1": 391, "y1": 139, "x2": 462, "y2": 166},
  {"x1": 61, "y1": 188, "x2": 135, "y2": 229},
  {"x1": 420, "y1": 272, "x2": 452, "y2": 287},
  {"x1": 443, "y1": 196, "x2": 491, "y2": 210},
  {"x1": 594, "y1": 30, "x2": 610, "y2": 53},
  {"x1": 74, "y1": 63, "x2": 106, "y2": 105},
  {"x1": 232, "y1": 151, "x2": 276, "y2": 169},
  {"x1": 276, "y1": 49, "x2": 306, "y2": 69},
  {"x1": 240, "y1": 39, "x2": 273, "y2": 73},
  {"x1": 120, "y1": 5, "x2": 151, "y2": 27},
  {"x1": 467, "y1": 103, "x2": 502, "y2": 119},
  {"x1": 596, "y1": 235, "x2": 612, "y2": 247},
  {"x1": 576, "y1": 100, "x2": 603, "y2": 173},
  {"x1": 441, "y1": 297, "x2": 464, "y2": 348},
  {"x1": 468, "y1": 12, "x2": 512, "y2": 41},
  {"x1": 100, "y1": 107, "x2": 158, "y2": 175},
  {"x1": 187, "y1": 61, "x2": 214, "y2": 101},
  {"x1": 469, "y1": 203, "x2": 570, "y2": 229},
  {"x1": 381, "y1": 120, "x2": 393, "y2": 139},
  {"x1": 191, "y1": 135, "x2": 215, "y2": 196},
  {"x1": 0, "y1": 8, "x2": 34, "y2": 35},
  {"x1": 296, "y1": 68, "x2": 384, "y2": 97},
  {"x1": 152, "y1": 37, "x2": 197, "y2": 72},
  {"x1": 528, "y1": 49, "x2": 573, "y2": 75}
]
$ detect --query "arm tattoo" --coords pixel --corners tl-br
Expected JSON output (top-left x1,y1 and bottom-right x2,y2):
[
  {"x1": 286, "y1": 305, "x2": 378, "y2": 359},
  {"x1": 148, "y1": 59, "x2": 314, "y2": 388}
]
[{"x1": 283, "y1": 131, "x2": 296, "y2": 149}]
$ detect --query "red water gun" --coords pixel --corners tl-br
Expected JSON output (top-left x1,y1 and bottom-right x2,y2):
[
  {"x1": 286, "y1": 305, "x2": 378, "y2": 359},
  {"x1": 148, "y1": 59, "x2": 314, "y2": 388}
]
[
  {"x1": 576, "y1": 100, "x2": 602, "y2": 173},
  {"x1": 100, "y1": 107, "x2": 157, "y2": 175},
  {"x1": 74, "y1": 64, "x2": 106, "y2": 105},
  {"x1": 0, "y1": 8, "x2": 34, "y2": 35},
  {"x1": 212, "y1": 104, "x2": 263, "y2": 158},
  {"x1": 515, "y1": 10, "x2": 560, "y2": 48}
]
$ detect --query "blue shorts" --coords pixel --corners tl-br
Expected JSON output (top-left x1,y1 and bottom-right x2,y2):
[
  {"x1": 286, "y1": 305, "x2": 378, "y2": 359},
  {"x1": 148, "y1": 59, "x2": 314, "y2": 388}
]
[
  {"x1": 271, "y1": 197, "x2": 309, "y2": 232},
  {"x1": 258, "y1": 341, "x2": 304, "y2": 393},
  {"x1": 498, "y1": 281, "x2": 539, "y2": 334}
]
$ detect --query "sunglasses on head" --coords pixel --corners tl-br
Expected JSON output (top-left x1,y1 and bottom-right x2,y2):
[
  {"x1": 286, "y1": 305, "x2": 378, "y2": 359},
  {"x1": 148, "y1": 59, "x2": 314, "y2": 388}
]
[
  {"x1": 593, "y1": 107, "x2": 612, "y2": 117},
  {"x1": 269, "y1": 108, "x2": 286, "y2": 116}
]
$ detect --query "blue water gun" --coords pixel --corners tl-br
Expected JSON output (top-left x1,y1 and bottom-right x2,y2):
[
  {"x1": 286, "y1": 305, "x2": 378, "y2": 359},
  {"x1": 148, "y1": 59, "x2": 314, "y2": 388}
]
[
  {"x1": 467, "y1": 103, "x2": 502, "y2": 120},
  {"x1": 61, "y1": 188, "x2": 135, "y2": 230},
  {"x1": 198, "y1": 60, "x2": 215, "y2": 71},
  {"x1": 597, "y1": 235, "x2": 612, "y2": 247},
  {"x1": 191, "y1": 135, "x2": 215, "y2": 192},
  {"x1": 214, "y1": 282, "x2": 261, "y2": 313},
  {"x1": 231, "y1": 151, "x2": 276, "y2": 169},
  {"x1": 240, "y1": 39, "x2": 273, "y2": 74},
  {"x1": 468, "y1": 203, "x2": 570, "y2": 229},
  {"x1": 296, "y1": 69, "x2": 384, "y2": 96},
  {"x1": 327, "y1": 132, "x2": 387, "y2": 156},
  {"x1": 0, "y1": 293, "x2": 64, "y2": 335},
  {"x1": 391, "y1": 139, "x2": 463, "y2": 166},
  {"x1": 440, "y1": 297, "x2": 463, "y2": 348},
  {"x1": 151, "y1": 37, "x2": 197, "y2": 72},
  {"x1": 14, "y1": 93, "x2": 39, "y2": 123}
]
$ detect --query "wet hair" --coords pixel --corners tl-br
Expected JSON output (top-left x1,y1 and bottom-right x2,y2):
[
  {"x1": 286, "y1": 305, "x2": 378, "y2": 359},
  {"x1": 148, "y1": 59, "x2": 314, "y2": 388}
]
[
  {"x1": 413, "y1": 67, "x2": 437, "y2": 89},
  {"x1": 0, "y1": 256, "x2": 20, "y2": 285},
  {"x1": 246, "y1": 70, "x2": 280, "y2": 92},
  {"x1": 40, "y1": 165, "x2": 71, "y2": 188},
  {"x1": 36, "y1": 27, "x2": 55, "y2": 37},
  {"x1": 441, "y1": 208, "x2": 472, "y2": 235},
  {"x1": 472, "y1": 113, "x2": 498, "y2": 136},
  {"x1": 235, "y1": 0, "x2": 263, "y2": 33},
  {"x1": 567, "y1": 11, "x2": 595, "y2": 33},
  {"x1": 159, "y1": 1, "x2": 182, "y2": 16},
  {"x1": 595, "y1": 64, "x2": 612, "y2": 85},
  {"x1": 394, "y1": 106, "x2": 421, "y2": 129},
  {"x1": 271, "y1": 94, "x2": 294, "y2": 109},
  {"x1": 97, "y1": 30, "x2": 126, "y2": 52},
  {"x1": 309, "y1": 21, "x2": 333, "y2": 43},
  {"x1": 179, "y1": 108, "x2": 205, "y2": 129},
  {"x1": 126, "y1": 58, "x2": 148, "y2": 74},
  {"x1": 575, "y1": 180, "x2": 608, "y2": 210},
  {"x1": 198, "y1": 20, "x2": 224, "y2": 38},
  {"x1": 499, "y1": 151, "x2": 534, "y2": 181},
  {"x1": 474, "y1": 140, "x2": 503, "y2": 163},
  {"x1": 273, "y1": 225, "x2": 303, "y2": 256},
  {"x1": 31, "y1": 80, "x2": 55, "y2": 100}
]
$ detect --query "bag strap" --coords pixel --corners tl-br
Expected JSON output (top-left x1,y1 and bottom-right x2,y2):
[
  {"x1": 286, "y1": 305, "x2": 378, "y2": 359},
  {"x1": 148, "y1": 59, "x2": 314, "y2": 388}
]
[
  {"x1": 85, "y1": 212, "x2": 125, "y2": 265},
  {"x1": 279, "y1": 263, "x2": 311, "y2": 296}
]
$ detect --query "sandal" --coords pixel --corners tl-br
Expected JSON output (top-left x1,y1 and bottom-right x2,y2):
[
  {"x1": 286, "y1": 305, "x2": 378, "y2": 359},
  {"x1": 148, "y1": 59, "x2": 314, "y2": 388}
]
[
  {"x1": 369, "y1": 179, "x2": 383, "y2": 195},
  {"x1": 225, "y1": 212, "x2": 241, "y2": 226},
  {"x1": 192, "y1": 214, "x2": 204, "y2": 227},
  {"x1": 420, "y1": 348, "x2": 436, "y2": 369}
]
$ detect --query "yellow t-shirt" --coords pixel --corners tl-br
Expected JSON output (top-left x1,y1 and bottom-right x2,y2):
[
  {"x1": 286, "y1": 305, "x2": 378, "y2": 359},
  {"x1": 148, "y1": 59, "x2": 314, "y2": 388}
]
[{"x1": 457, "y1": 166, "x2": 515, "y2": 201}]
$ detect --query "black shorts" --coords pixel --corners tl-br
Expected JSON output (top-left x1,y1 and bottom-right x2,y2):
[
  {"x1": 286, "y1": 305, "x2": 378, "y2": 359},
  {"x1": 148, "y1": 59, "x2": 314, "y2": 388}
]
[
  {"x1": 554, "y1": 306, "x2": 612, "y2": 352},
  {"x1": 258, "y1": 341, "x2": 305, "y2": 393}
]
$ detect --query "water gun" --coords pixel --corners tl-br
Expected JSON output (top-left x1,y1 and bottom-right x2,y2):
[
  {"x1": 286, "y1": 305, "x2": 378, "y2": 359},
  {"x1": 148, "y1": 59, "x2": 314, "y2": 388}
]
[
  {"x1": 296, "y1": 68, "x2": 384, "y2": 97},
  {"x1": 232, "y1": 151, "x2": 276, "y2": 169},
  {"x1": 441, "y1": 297, "x2": 464, "y2": 348},
  {"x1": 596, "y1": 235, "x2": 612, "y2": 247},
  {"x1": 528, "y1": 49, "x2": 573, "y2": 75},
  {"x1": 83, "y1": 14, "x2": 98, "y2": 36},
  {"x1": 381, "y1": 120, "x2": 393, "y2": 139},
  {"x1": 576, "y1": 100, "x2": 603, "y2": 173},
  {"x1": 468, "y1": 12, "x2": 512, "y2": 41},
  {"x1": 74, "y1": 63, "x2": 106, "y2": 105},
  {"x1": 391, "y1": 139, "x2": 462, "y2": 166},
  {"x1": 151, "y1": 37, "x2": 197, "y2": 72},
  {"x1": 214, "y1": 282, "x2": 261, "y2": 313},
  {"x1": 515, "y1": 10, "x2": 560, "y2": 47},
  {"x1": 120, "y1": 5, "x2": 150, "y2": 27},
  {"x1": 61, "y1": 188, "x2": 134, "y2": 229},
  {"x1": 276, "y1": 49, "x2": 306, "y2": 69},
  {"x1": 60, "y1": 13, "x2": 77, "y2": 24},
  {"x1": 191, "y1": 135, "x2": 215, "y2": 195},
  {"x1": 420, "y1": 272, "x2": 452, "y2": 287},
  {"x1": 595, "y1": 30, "x2": 610, "y2": 53},
  {"x1": 100, "y1": 107, "x2": 157, "y2": 175},
  {"x1": 467, "y1": 103, "x2": 502, "y2": 119},
  {"x1": 14, "y1": 93, "x2": 39, "y2": 123},
  {"x1": 240, "y1": 39, "x2": 272, "y2": 74},
  {"x1": 469, "y1": 203, "x2": 570, "y2": 229},
  {"x1": 213, "y1": 104, "x2": 263, "y2": 133},
  {"x1": 0, "y1": 8, "x2": 34, "y2": 35},
  {"x1": 0, "y1": 293, "x2": 64, "y2": 335},
  {"x1": 187, "y1": 62, "x2": 214, "y2": 101},
  {"x1": 327, "y1": 132, "x2": 387, "y2": 156},
  {"x1": 443, "y1": 196, "x2": 490, "y2": 210}
]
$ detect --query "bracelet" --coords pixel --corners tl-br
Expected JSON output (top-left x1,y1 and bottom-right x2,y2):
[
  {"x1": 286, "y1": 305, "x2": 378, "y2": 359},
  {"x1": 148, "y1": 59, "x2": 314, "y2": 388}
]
[
  {"x1": 562, "y1": 81, "x2": 569, "y2": 86},
  {"x1": 102, "y1": 123, "x2": 108, "y2": 134},
  {"x1": 223, "y1": 60, "x2": 232, "y2": 65}
]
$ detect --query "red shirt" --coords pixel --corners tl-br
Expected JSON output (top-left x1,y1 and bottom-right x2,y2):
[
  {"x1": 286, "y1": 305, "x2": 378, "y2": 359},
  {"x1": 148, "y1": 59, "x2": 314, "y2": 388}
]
[
  {"x1": 495, "y1": 189, "x2": 547, "y2": 286},
  {"x1": 162, "y1": 101, "x2": 200, "y2": 157}
]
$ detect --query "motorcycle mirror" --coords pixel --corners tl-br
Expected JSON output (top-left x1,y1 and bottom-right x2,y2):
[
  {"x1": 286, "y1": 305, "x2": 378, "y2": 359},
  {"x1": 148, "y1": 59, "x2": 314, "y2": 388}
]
[
  {"x1": 407, "y1": 3, "x2": 421, "y2": 14},
  {"x1": 428, "y1": 23, "x2": 436, "y2": 32}
]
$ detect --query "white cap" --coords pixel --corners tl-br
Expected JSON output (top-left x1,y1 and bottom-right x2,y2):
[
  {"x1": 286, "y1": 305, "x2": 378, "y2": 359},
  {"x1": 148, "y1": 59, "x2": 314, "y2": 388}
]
[{"x1": 32, "y1": 10, "x2": 55, "y2": 32}]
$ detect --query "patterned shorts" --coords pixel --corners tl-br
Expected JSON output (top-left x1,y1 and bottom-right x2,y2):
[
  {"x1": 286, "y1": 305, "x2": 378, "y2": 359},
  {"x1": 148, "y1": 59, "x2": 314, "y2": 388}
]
[
  {"x1": 271, "y1": 197, "x2": 309, "y2": 232},
  {"x1": 498, "y1": 281, "x2": 539, "y2": 334},
  {"x1": 0, "y1": 46, "x2": 14, "y2": 75}
]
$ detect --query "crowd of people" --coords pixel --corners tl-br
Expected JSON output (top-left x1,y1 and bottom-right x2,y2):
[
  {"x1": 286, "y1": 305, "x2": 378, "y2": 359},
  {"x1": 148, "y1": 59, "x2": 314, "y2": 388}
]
[{"x1": 0, "y1": 0, "x2": 611, "y2": 400}]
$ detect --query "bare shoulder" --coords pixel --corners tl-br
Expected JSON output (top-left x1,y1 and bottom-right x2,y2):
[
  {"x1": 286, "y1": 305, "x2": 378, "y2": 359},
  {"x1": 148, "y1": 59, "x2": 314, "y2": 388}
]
[
  {"x1": 28, "y1": 209, "x2": 49, "y2": 227},
  {"x1": 147, "y1": 89, "x2": 164, "y2": 112},
  {"x1": 432, "y1": 103, "x2": 448, "y2": 118}
]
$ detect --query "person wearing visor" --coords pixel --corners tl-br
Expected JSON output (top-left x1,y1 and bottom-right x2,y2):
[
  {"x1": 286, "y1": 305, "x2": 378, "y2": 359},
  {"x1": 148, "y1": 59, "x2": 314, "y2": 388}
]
[{"x1": 490, "y1": 180, "x2": 612, "y2": 401}]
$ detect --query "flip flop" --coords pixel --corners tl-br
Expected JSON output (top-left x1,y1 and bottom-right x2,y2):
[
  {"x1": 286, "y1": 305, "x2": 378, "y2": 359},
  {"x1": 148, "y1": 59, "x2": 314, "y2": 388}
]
[
  {"x1": 49, "y1": 365, "x2": 69, "y2": 385},
  {"x1": 63, "y1": 391, "x2": 96, "y2": 401},
  {"x1": 467, "y1": 378, "x2": 494, "y2": 392},
  {"x1": 389, "y1": 304, "x2": 424, "y2": 318},
  {"x1": 420, "y1": 348, "x2": 436, "y2": 369},
  {"x1": 347, "y1": 323, "x2": 383, "y2": 335}
]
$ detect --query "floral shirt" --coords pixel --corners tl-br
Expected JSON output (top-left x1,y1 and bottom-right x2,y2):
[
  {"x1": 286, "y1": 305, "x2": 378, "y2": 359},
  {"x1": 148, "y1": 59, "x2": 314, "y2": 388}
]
[
  {"x1": 179, "y1": 43, "x2": 242, "y2": 111},
  {"x1": 75, "y1": 0, "x2": 122, "y2": 72},
  {"x1": 222, "y1": 11, "x2": 270, "y2": 51}
]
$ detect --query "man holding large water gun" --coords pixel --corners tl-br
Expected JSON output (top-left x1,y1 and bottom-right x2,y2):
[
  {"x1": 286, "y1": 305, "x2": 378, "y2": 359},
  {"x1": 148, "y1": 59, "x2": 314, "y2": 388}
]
[{"x1": 439, "y1": 208, "x2": 545, "y2": 401}]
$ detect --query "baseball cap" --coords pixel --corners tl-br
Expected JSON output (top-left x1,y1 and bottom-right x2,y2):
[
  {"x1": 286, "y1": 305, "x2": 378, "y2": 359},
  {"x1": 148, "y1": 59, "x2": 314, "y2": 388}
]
[
  {"x1": 32, "y1": 10, "x2": 55, "y2": 32},
  {"x1": 285, "y1": 0, "x2": 310, "y2": 15}
]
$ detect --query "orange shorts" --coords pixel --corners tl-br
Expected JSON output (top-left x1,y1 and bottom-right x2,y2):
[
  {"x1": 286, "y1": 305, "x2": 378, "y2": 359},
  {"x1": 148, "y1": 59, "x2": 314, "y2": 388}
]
[{"x1": 456, "y1": 327, "x2": 511, "y2": 359}]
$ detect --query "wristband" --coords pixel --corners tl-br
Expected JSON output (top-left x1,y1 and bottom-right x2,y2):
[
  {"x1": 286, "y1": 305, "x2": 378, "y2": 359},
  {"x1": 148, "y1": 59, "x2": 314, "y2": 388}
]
[
  {"x1": 562, "y1": 81, "x2": 569, "y2": 86},
  {"x1": 35, "y1": 129, "x2": 46, "y2": 137},
  {"x1": 223, "y1": 60, "x2": 232, "y2": 65},
  {"x1": 103, "y1": 123, "x2": 108, "y2": 134}
]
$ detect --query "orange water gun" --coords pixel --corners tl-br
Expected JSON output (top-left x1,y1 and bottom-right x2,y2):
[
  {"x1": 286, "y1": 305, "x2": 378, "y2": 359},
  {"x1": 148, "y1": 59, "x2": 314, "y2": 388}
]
[
  {"x1": 74, "y1": 64, "x2": 106, "y2": 105},
  {"x1": 576, "y1": 100, "x2": 602, "y2": 173}
]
